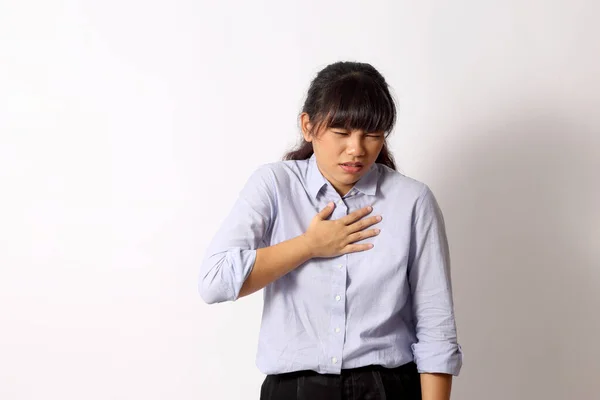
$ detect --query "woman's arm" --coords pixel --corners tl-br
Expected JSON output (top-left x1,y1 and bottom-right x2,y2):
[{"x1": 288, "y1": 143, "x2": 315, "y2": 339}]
[
  {"x1": 238, "y1": 235, "x2": 313, "y2": 298},
  {"x1": 239, "y1": 202, "x2": 381, "y2": 297},
  {"x1": 421, "y1": 373, "x2": 452, "y2": 400},
  {"x1": 199, "y1": 166, "x2": 277, "y2": 303},
  {"x1": 407, "y1": 184, "x2": 463, "y2": 396}
]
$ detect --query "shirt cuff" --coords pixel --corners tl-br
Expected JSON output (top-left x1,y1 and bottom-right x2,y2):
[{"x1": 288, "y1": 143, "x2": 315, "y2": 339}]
[{"x1": 411, "y1": 342, "x2": 463, "y2": 376}]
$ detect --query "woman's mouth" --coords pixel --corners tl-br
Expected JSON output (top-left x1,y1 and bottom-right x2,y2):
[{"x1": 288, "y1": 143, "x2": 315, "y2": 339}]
[{"x1": 340, "y1": 163, "x2": 363, "y2": 174}]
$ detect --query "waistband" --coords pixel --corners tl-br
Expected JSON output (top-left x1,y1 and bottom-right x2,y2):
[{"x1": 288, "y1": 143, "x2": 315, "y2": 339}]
[{"x1": 270, "y1": 361, "x2": 417, "y2": 380}]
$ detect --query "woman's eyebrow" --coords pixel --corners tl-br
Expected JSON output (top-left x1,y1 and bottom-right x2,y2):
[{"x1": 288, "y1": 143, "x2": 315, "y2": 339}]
[{"x1": 332, "y1": 128, "x2": 383, "y2": 135}]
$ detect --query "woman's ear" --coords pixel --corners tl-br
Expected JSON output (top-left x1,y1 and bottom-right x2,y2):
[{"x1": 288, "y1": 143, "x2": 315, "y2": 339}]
[{"x1": 300, "y1": 113, "x2": 313, "y2": 142}]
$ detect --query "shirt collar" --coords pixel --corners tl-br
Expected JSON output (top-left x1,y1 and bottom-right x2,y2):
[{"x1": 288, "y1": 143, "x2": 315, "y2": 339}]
[{"x1": 307, "y1": 153, "x2": 379, "y2": 199}]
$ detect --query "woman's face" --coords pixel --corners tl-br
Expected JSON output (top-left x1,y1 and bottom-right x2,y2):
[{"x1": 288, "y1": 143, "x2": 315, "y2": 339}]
[{"x1": 301, "y1": 113, "x2": 385, "y2": 196}]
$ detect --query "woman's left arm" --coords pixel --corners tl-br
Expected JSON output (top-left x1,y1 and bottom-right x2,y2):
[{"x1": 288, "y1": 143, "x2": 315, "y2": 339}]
[
  {"x1": 420, "y1": 373, "x2": 452, "y2": 400},
  {"x1": 407, "y1": 184, "x2": 463, "y2": 399}
]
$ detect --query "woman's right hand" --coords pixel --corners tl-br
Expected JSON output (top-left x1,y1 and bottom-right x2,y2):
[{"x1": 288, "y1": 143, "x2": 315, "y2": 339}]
[{"x1": 301, "y1": 203, "x2": 382, "y2": 258}]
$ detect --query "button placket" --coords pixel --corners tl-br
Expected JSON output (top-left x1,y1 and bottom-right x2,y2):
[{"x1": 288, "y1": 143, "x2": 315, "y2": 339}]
[
  {"x1": 324, "y1": 193, "x2": 353, "y2": 371},
  {"x1": 328, "y1": 256, "x2": 347, "y2": 372}
]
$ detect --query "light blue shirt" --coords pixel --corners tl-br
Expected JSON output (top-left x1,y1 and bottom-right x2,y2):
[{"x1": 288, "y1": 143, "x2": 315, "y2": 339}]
[{"x1": 199, "y1": 153, "x2": 463, "y2": 376}]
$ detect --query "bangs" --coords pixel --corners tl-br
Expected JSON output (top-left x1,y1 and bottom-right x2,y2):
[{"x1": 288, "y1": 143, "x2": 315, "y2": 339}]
[{"x1": 316, "y1": 74, "x2": 396, "y2": 134}]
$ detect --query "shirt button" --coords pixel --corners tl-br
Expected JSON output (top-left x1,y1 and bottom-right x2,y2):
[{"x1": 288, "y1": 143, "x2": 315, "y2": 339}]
[
  {"x1": 332, "y1": 357, "x2": 338, "y2": 364},
  {"x1": 335, "y1": 295, "x2": 341, "y2": 301},
  {"x1": 335, "y1": 327, "x2": 341, "y2": 333},
  {"x1": 338, "y1": 264, "x2": 343, "y2": 269},
  {"x1": 337, "y1": 200, "x2": 344, "y2": 205}
]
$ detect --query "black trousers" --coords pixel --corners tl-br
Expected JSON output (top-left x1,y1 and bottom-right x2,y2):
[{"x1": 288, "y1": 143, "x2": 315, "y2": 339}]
[{"x1": 260, "y1": 361, "x2": 422, "y2": 400}]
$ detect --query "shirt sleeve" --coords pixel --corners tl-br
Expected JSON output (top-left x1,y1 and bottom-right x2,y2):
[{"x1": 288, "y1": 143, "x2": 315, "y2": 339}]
[
  {"x1": 198, "y1": 165, "x2": 277, "y2": 304},
  {"x1": 408, "y1": 184, "x2": 463, "y2": 376}
]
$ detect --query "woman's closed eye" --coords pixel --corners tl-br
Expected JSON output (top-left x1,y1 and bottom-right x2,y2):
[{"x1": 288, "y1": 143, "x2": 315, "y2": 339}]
[{"x1": 333, "y1": 131, "x2": 383, "y2": 138}]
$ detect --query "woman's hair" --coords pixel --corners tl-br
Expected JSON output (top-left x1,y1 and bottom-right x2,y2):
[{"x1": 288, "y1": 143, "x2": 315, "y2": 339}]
[{"x1": 283, "y1": 61, "x2": 397, "y2": 171}]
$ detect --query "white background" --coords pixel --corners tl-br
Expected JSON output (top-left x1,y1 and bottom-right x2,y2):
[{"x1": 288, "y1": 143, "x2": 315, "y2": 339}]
[{"x1": 1, "y1": 1, "x2": 599, "y2": 399}]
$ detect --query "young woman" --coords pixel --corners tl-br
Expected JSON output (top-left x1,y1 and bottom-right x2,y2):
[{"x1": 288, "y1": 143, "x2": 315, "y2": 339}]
[{"x1": 199, "y1": 61, "x2": 463, "y2": 400}]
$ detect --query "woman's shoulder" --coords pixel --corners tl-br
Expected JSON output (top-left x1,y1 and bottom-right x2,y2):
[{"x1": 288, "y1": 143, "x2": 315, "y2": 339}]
[
  {"x1": 244, "y1": 159, "x2": 307, "y2": 191},
  {"x1": 252, "y1": 158, "x2": 308, "y2": 183},
  {"x1": 376, "y1": 163, "x2": 430, "y2": 200}
]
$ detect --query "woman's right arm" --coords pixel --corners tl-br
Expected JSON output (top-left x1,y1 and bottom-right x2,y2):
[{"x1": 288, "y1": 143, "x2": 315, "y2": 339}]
[
  {"x1": 199, "y1": 166, "x2": 277, "y2": 304},
  {"x1": 199, "y1": 165, "x2": 381, "y2": 304},
  {"x1": 239, "y1": 201, "x2": 382, "y2": 298},
  {"x1": 237, "y1": 235, "x2": 314, "y2": 298},
  {"x1": 198, "y1": 163, "x2": 315, "y2": 303}
]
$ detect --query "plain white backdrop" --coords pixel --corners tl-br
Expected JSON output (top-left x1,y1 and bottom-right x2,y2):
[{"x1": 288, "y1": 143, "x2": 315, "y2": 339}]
[{"x1": 1, "y1": 0, "x2": 598, "y2": 399}]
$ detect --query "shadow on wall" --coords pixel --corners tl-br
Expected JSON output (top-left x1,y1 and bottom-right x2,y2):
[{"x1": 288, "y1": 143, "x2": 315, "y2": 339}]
[{"x1": 431, "y1": 107, "x2": 599, "y2": 400}]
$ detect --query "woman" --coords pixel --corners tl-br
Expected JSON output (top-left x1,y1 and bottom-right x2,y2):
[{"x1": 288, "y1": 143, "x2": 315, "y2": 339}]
[{"x1": 199, "y1": 61, "x2": 463, "y2": 399}]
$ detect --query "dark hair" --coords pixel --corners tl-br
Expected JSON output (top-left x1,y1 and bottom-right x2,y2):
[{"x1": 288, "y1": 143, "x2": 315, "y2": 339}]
[{"x1": 283, "y1": 61, "x2": 397, "y2": 171}]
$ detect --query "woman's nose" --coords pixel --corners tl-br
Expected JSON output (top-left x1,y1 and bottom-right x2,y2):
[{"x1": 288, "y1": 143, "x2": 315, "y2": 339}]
[{"x1": 347, "y1": 138, "x2": 366, "y2": 155}]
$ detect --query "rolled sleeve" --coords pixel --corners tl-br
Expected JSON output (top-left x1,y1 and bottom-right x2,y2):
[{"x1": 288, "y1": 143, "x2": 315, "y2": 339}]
[
  {"x1": 408, "y1": 185, "x2": 463, "y2": 376},
  {"x1": 199, "y1": 166, "x2": 276, "y2": 304}
]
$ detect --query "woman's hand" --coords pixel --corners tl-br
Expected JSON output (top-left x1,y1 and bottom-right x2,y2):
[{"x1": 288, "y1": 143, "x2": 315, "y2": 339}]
[{"x1": 302, "y1": 203, "x2": 382, "y2": 258}]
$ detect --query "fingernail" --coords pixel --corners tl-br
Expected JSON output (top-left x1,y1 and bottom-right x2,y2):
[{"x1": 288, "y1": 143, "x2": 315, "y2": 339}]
[{"x1": 377, "y1": 216, "x2": 382, "y2": 221}]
